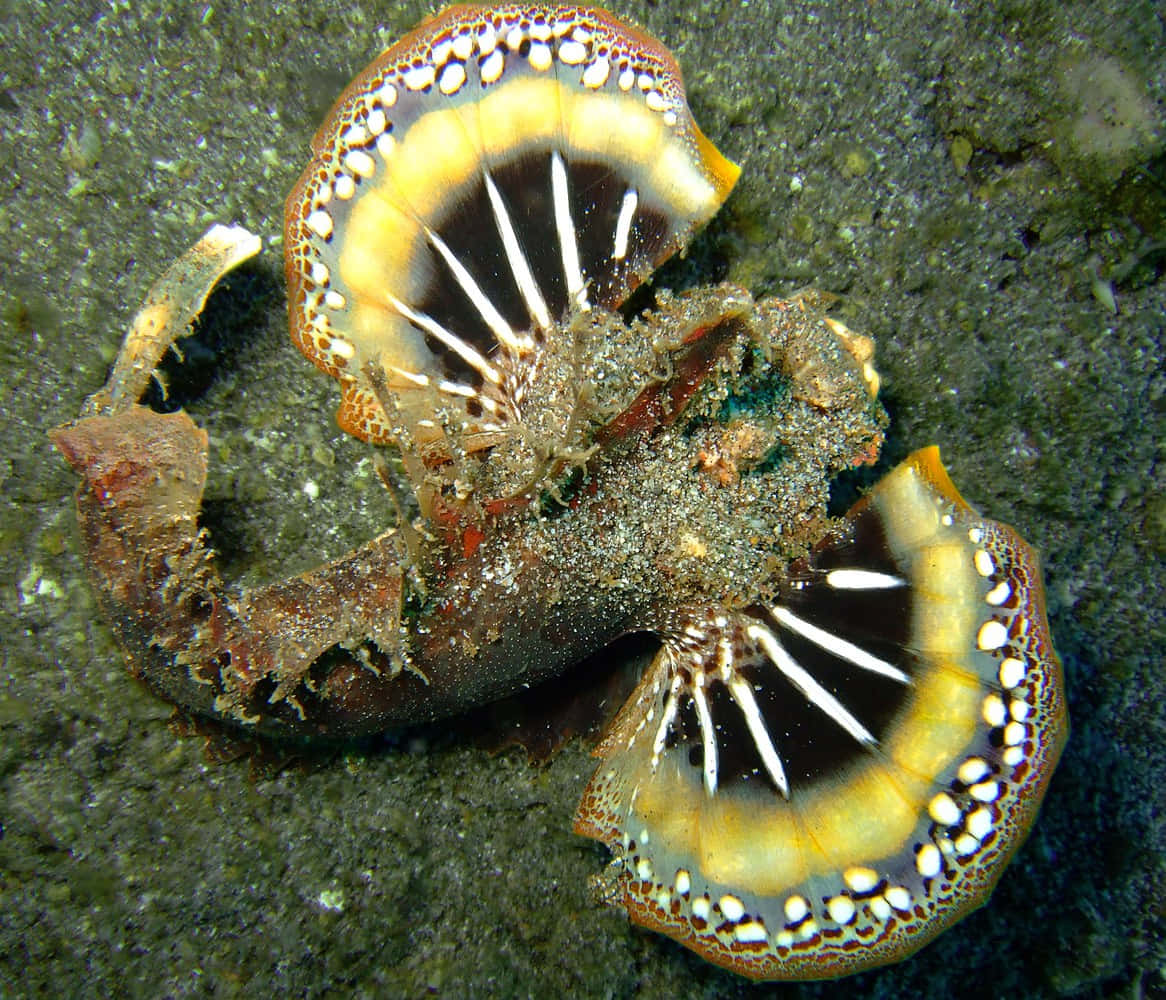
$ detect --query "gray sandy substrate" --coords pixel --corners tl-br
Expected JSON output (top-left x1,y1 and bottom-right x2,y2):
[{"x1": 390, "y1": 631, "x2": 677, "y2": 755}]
[{"x1": 1, "y1": 1, "x2": 1162, "y2": 996}]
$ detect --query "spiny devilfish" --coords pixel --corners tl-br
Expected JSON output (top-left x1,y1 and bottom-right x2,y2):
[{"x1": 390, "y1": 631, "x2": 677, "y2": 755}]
[{"x1": 52, "y1": 3, "x2": 1066, "y2": 980}]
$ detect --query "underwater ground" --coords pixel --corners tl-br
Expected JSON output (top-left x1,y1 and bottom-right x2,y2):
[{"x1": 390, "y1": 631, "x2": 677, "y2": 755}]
[{"x1": 1, "y1": 1, "x2": 1162, "y2": 996}]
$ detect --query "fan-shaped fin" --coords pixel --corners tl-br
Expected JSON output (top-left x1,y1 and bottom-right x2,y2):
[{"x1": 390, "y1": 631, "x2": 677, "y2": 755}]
[
  {"x1": 574, "y1": 447, "x2": 1067, "y2": 980},
  {"x1": 285, "y1": 4, "x2": 739, "y2": 449}
]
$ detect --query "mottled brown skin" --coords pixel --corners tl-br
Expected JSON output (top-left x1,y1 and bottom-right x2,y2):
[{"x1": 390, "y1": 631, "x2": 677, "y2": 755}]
[
  {"x1": 51, "y1": 410, "x2": 220, "y2": 720},
  {"x1": 52, "y1": 283, "x2": 884, "y2": 741},
  {"x1": 51, "y1": 409, "x2": 408, "y2": 735}
]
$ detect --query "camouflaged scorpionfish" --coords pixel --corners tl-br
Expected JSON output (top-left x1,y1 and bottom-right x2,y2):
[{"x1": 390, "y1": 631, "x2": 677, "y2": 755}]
[{"x1": 52, "y1": 3, "x2": 1067, "y2": 981}]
